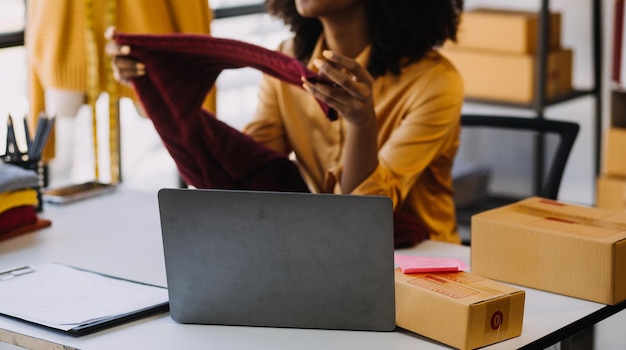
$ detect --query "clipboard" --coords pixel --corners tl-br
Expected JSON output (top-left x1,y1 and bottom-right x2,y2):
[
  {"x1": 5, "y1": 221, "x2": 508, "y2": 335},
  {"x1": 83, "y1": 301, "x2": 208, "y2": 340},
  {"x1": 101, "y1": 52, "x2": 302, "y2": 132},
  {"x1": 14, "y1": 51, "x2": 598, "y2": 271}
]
[
  {"x1": 63, "y1": 302, "x2": 169, "y2": 336},
  {"x1": 0, "y1": 263, "x2": 169, "y2": 336}
]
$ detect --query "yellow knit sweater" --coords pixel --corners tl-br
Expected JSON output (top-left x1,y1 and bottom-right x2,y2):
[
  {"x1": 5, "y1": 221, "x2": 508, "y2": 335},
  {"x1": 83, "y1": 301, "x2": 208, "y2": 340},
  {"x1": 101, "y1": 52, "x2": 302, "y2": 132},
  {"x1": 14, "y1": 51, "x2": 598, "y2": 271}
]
[{"x1": 25, "y1": 0, "x2": 214, "y2": 159}]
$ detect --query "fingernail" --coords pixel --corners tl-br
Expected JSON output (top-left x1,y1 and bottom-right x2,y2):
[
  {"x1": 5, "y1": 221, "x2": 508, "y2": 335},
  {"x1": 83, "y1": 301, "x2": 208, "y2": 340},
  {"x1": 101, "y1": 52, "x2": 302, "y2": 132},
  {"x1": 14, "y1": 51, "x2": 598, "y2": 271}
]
[
  {"x1": 104, "y1": 27, "x2": 115, "y2": 39},
  {"x1": 302, "y1": 83, "x2": 311, "y2": 93},
  {"x1": 120, "y1": 45, "x2": 131, "y2": 55},
  {"x1": 313, "y1": 58, "x2": 324, "y2": 68},
  {"x1": 136, "y1": 62, "x2": 146, "y2": 70},
  {"x1": 322, "y1": 50, "x2": 333, "y2": 59}
]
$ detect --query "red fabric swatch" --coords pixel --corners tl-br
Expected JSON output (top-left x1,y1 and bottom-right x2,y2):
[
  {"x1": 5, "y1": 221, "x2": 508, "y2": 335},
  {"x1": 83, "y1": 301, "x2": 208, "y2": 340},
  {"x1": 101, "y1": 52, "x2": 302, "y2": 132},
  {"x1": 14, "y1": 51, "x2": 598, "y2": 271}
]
[
  {"x1": 0, "y1": 205, "x2": 51, "y2": 242},
  {"x1": 0, "y1": 205, "x2": 37, "y2": 232}
]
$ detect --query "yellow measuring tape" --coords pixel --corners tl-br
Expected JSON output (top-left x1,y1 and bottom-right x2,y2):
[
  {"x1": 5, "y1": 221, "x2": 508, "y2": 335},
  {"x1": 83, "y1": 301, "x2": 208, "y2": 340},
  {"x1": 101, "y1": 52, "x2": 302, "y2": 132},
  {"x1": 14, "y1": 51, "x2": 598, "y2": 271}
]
[
  {"x1": 105, "y1": 0, "x2": 120, "y2": 184},
  {"x1": 84, "y1": 0, "x2": 120, "y2": 183},
  {"x1": 83, "y1": 0, "x2": 99, "y2": 180}
]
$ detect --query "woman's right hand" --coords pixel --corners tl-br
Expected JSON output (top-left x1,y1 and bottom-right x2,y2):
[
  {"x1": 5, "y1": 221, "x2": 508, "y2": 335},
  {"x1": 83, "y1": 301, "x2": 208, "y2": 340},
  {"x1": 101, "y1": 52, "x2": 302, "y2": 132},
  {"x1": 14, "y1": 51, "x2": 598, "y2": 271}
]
[{"x1": 104, "y1": 27, "x2": 145, "y2": 85}]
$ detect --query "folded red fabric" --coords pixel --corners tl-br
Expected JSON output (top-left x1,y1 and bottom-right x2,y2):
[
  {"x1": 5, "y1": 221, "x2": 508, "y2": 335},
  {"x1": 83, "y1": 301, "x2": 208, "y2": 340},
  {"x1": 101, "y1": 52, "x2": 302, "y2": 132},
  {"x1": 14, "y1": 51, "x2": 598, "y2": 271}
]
[
  {"x1": 113, "y1": 32, "x2": 428, "y2": 247},
  {"x1": 0, "y1": 205, "x2": 37, "y2": 233}
]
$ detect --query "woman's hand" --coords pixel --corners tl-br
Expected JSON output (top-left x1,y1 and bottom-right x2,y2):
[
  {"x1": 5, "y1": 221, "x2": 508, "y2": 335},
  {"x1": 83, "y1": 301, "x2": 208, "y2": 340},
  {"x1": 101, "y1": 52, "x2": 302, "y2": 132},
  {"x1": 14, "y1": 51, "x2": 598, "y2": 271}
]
[
  {"x1": 303, "y1": 50, "x2": 379, "y2": 193},
  {"x1": 104, "y1": 27, "x2": 146, "y2": 85},
  {"x1": 302, "y1": 50, "x2": 376, "y2": 127}
]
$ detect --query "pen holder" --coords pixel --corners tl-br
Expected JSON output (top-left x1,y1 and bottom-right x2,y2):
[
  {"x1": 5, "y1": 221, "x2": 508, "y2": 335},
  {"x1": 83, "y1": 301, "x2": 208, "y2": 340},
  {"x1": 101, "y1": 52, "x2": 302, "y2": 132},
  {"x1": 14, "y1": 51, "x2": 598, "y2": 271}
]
[{"x1": 6, "y1": 159, "x2": 45, "y2": 212}]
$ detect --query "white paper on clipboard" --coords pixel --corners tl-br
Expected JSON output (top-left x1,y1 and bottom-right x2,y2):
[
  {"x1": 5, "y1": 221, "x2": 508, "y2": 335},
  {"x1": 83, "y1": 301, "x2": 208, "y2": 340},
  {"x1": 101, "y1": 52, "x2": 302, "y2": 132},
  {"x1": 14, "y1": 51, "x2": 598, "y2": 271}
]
[{"x1": 0, "y1": 263, "x2": 168, "y2": 332}]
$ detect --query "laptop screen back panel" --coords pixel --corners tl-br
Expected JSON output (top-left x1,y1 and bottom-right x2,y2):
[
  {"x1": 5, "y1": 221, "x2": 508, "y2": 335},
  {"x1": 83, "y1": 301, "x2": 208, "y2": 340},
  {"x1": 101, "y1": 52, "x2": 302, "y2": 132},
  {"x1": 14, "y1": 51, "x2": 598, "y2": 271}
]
[{"x1": 158, "y1": 189, "x2": 396, "y2": 331}]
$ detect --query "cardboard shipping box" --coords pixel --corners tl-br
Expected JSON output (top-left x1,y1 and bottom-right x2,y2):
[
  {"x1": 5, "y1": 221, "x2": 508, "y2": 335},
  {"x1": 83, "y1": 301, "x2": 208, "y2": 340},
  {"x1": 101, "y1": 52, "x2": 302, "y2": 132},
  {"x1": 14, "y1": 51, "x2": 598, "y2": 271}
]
[
  {"x1": 452, "y1": 8, "x2": 561, "y2": 53},
  {"x1": 472, "y1": 197, "x2": 626, "y2": 305},
  {"x1": 597, "y1": 175, "x2": 626, "y2": 212},
  {"x1": 605, "y1": 127, "x2": 626, "y2": 177},
  {"x1": 395, "y1": 269, "x2": 524, "y2": 350},
  {"x1": 441, "y1": 46, "x2": 573, "y2": 104}
]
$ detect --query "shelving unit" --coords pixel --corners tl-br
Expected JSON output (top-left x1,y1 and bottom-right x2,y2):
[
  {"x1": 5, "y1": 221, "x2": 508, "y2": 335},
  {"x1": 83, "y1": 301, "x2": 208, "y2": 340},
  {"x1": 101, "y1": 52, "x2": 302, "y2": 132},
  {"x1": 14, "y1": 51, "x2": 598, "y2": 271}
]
[
  {"x1": 465, "y1": 0, "x2": 603, "y2": 196},
  {"x1": 459, "y1": 4, "x2": 603, "y2": 344}
]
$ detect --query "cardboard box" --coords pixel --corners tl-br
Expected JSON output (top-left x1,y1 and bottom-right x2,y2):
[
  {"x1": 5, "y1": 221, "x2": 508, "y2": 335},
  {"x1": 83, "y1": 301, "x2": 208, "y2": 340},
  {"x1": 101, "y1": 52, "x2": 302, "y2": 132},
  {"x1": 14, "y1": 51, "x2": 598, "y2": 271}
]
[
  {"x1": 471, "y1": 197, "x2": 626, "y2": 305},
  {"x1": 452, "y1": 8, "x2": 561, "y2": 53},
  {"x1": 442, "y1": 46, "x2": 573, "y2": 103},
  {"x1": 597, "y1": 175, "x2": 626, "y2": 212},
  {"x1": 395, "y1": 269, "x2": 524, "y2": 350},
  {"x1": 606, "y1": 127, "x2": 626, "y2": 177}
]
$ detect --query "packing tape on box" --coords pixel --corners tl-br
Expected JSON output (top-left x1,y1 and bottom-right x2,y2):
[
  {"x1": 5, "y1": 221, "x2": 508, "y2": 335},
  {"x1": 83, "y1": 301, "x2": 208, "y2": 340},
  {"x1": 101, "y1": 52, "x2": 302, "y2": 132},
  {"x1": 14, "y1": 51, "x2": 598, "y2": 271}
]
[{"x1": 508, "y1": 200, "x2": 626, "y2": 233}]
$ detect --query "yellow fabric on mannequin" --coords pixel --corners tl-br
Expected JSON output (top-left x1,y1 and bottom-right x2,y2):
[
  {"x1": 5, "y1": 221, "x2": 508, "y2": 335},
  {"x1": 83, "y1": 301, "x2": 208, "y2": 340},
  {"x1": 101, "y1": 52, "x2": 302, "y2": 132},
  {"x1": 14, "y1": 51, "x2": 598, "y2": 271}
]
[{"x1": 25, "y1": 0, "x2": 215, "y2": 160}]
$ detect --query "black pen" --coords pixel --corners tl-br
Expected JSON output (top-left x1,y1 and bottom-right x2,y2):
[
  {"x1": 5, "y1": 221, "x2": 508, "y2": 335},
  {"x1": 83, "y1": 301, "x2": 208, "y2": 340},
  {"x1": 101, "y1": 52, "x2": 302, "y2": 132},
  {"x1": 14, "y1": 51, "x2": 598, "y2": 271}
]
[
  {"x1": 5, "y1": 115, "x2": 18, "y2": 161},
  {"x1": 29, "y1": 113, "x2": 48, "y2": 160},
  {"x1": 33, "y1": 115, "x2": 55, "y2": 160},
  {"x1": 28, "y1": 113, "x2": 43, "y2": 159},
  {"x1": 22, "y1": 115, "x2": 32, "y2": 152},
  {"x1": 3, "y1": 117, "x2": 9, "y2": 158}
]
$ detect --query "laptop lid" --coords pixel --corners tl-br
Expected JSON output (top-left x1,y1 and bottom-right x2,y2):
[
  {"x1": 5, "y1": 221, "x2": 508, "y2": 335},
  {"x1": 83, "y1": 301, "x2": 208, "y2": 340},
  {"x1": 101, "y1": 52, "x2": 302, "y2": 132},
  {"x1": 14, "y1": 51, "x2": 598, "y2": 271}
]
[{"x1": 157, "y1": 188, "x2": 396, "y2": 331}]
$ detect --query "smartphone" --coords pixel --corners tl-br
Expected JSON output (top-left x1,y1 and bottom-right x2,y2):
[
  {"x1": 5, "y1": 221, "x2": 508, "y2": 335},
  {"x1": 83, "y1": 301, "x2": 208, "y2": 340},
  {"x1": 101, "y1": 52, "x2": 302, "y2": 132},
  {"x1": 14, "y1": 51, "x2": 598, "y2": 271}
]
[{"x1": 43, "y1": 182, "x2": 116, "y2": 204}]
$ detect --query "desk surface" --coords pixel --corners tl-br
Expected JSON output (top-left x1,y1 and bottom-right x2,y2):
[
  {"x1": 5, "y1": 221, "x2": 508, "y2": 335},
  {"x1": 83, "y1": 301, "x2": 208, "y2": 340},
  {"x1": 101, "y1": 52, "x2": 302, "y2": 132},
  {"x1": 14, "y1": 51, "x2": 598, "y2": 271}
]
[{"x1": 0, "y1": 188, "x2": 623, "y2": 350}]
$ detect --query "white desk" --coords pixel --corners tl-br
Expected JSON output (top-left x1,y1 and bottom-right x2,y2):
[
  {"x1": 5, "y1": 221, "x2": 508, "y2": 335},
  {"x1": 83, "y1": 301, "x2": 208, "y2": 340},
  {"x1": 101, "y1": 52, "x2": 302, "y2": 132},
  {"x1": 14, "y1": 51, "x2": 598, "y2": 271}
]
[{"x1": 0, "y1": 189, "x2": 624, "y2": 350}]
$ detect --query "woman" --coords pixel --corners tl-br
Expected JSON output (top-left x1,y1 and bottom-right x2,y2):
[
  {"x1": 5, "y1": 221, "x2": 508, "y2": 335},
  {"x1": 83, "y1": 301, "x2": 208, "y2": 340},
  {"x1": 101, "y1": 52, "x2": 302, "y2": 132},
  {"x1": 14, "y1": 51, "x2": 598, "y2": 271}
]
[{"x1": 109, "y1": 0, "x2": 465, "y2": 247}]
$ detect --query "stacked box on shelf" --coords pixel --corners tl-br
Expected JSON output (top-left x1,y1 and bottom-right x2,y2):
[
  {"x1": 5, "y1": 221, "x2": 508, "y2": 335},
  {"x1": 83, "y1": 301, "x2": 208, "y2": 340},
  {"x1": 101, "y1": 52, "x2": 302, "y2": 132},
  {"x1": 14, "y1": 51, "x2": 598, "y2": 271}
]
[
  {"x1": 597, "y1": 90, "x2": 626, "y2": 211},
  {"x1": 441, "y1": 8, "x2": 573, "y2": 104}
]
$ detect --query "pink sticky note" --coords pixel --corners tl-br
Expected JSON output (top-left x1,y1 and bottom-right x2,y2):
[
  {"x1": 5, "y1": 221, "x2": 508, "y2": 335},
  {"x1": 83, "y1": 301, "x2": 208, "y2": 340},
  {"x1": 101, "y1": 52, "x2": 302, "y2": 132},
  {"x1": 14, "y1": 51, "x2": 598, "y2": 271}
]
[{"x1": 394, "y1": 254, "x2": 469, "y2": 273}]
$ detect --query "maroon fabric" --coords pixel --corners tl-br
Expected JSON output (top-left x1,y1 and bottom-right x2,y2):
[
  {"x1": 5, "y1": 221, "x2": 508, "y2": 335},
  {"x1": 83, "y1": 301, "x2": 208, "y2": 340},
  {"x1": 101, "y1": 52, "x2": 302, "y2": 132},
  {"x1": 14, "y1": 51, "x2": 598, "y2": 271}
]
[
  {"x1": 115, "y1": 33, "x2": 336, "y2": 120},
  {"x1": 0, "y1": 205, "x2": 37, "y2": 233},
  {"x1": 393, "y1": 211, "x2": 429, "y2": 247},
  {"x1": 113, "y1": 32, "x2": 430, "y2": 247}
]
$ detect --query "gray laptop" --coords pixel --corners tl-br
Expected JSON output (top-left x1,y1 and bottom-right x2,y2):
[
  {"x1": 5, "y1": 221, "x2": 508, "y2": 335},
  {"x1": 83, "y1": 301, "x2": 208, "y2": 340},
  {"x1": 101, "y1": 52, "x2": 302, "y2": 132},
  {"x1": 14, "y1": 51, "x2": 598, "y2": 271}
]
[{"x1": 157, "y1": 188, "x2": 396, "y2": 331}]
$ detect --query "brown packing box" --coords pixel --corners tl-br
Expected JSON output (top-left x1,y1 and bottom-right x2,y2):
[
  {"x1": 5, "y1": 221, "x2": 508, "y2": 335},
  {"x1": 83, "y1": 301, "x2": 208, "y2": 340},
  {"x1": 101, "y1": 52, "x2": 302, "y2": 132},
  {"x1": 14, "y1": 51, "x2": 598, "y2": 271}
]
[
  {"x1": 395, "y1": 269, "x2": 524, "y2": 350},
  {"x1": 471, "y1": 197, "x2": 626, "y2": 305},
  {"x1": 441, "y1": 46, "x2": 573, "y2": 104},
  {"x1": 452, "y1": 8, "x2": 561, "y2": 53},
  {"x1": 597, "y1": 175, "x2": 626, "y2": 212},
  {"x1": 605, "y1": 127, "x2": 626, "y2": 177}
]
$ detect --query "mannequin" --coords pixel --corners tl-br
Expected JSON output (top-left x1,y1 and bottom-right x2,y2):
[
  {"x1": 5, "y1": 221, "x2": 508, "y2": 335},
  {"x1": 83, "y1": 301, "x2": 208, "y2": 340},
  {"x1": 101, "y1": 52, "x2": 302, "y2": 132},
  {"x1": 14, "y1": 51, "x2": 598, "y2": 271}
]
[
  {"x1": 25, "y1": 0, "x2": 215, "y2": 184},
  {"x1": 43, "y1": 89, "x2": 85, "y2": 183}
]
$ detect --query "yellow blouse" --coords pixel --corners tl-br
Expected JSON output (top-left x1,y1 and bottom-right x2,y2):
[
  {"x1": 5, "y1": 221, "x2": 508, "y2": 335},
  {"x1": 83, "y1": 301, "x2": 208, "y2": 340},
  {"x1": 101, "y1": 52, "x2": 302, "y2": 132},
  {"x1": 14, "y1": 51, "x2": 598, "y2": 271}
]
[{"x1": 245, "y1": 37, "x2": 464, "y2": 243}]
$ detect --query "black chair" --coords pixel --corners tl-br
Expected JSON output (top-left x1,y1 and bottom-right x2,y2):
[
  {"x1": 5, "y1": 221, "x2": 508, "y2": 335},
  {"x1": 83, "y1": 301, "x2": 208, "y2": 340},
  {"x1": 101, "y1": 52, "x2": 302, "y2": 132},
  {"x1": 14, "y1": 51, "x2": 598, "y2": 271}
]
[{"x1": 453, "y1": 114, "x2": 579, "y2": 245}]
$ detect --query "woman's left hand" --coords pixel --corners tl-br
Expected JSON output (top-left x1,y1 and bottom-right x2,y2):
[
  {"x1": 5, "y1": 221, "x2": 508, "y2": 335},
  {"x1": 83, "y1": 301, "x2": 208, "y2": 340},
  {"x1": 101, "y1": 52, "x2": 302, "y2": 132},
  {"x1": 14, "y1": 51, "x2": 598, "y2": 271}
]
[{"x1": 302, "y1": 50, "x2": 376, "y2": 126}]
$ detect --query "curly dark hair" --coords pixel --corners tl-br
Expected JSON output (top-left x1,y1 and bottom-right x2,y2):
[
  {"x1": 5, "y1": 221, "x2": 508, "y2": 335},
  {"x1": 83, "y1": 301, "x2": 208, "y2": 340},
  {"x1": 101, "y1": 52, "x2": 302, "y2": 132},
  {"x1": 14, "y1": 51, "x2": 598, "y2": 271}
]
[{"x1": 265, "y1": 0, "x2": 464, "y2": 78}]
